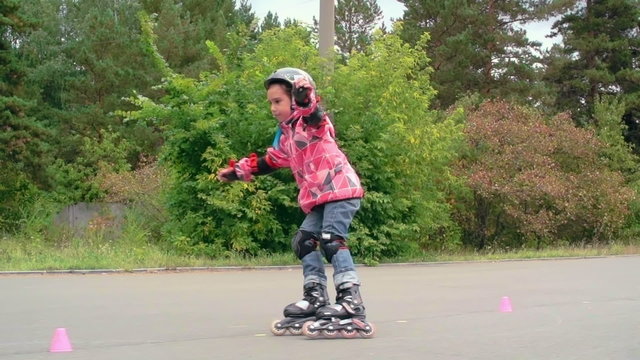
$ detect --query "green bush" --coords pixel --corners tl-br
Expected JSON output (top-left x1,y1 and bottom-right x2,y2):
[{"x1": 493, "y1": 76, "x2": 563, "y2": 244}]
[
  {"x1": 47, "y1": 128, "x2": 136, "y2": 203},
  {"x1": 593, "y1": 96, "x2": 640, "y2": 243},
  {"x1": 123, "y1": 22, "x2": 465, "y2": 261},
  {"x1": 326, "y1": 31, "x2": 465, "y2": 259},
  {"x1": 0, "y1": 169, "x2": 42, "y2": 232}
]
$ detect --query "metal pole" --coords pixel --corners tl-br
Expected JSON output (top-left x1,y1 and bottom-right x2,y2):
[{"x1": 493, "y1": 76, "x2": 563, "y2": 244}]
[{"x1": 318, "y1": 0, "x2": 335, "y2": 64}]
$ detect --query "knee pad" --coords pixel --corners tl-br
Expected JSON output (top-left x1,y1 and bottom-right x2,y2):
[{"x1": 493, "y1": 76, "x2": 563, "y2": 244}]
[
  {"x1": 291, "y1": 230, "x2": 319, "y2": 260},
  {"x1": 320, "y1": 233, "x2": 348, "y2": 263}
]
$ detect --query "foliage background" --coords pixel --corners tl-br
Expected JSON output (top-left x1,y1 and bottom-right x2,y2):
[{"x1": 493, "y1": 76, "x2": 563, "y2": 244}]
[
  {"x1": 122, "y1": 24, "x2": 466, "y2": 262},
  {"x1": 2, "y1": 0, "x2": 639, "y2": 266}
]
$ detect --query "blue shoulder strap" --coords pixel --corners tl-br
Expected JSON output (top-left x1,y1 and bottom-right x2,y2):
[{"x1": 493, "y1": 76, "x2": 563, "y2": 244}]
[{"x1": 272, "y1": 127, "x2": 282, "y2": 150}]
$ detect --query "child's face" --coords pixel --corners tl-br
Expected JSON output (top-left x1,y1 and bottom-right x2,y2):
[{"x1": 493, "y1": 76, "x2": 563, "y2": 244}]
[{"x1": 267, "y1": 84, "x2": 293, "y2": 123}]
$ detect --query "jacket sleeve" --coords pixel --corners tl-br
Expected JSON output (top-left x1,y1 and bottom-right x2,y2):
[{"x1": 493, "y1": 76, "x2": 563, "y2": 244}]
[
  {"x1": 265, "y1": 128, "x2": 290, "y2": 168},
  {"x1": 265, "y1": 146, "x2": 290, "y2": 169},
  {"x1": 230, "y1": 151, "x2": 281, "y2": 182}
]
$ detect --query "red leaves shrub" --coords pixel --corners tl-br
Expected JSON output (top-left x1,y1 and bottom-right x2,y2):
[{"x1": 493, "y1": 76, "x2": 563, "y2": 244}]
[{"x1": 457, "y1": 100, "x2": 634, "y2": 248}]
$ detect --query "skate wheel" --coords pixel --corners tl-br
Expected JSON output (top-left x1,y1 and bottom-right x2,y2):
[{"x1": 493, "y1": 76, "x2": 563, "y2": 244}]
[
  {"x1": 360, "y1": 322, "x2": 376, "y2": 339},
  {"x1": 288, "y1": 325, "x2": 303, "y2": 335},
  {"x1": 322, "y1": 329, "x2": 339, "y2": 338},
  {"x1": 270, "y1": 320, "x2": 287, "y2": 336},
  {"x1": 340, "y1": 328, "x2": 358, "y2": 339},
  {"x1": 302, "y1": 321, "x2": 321, "y2": 339}
]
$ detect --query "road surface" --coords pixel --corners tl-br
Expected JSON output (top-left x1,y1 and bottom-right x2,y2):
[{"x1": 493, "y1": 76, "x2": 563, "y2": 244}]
[{"x1": 1, "y1": 256, "x2": 638, "y2": 359}]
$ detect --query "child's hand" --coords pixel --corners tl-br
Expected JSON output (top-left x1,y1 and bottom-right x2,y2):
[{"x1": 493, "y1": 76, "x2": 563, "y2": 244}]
[
  {"x1": 216, "y1": 155, "x2": 257, "y2": 183},
  {"x1": 217, "y1": 167, "x2": 238, "y2": 182},
  {"x1": 217, "y1": 160, "x2": 239, "y2": 182},
  {"x1": 293, "y1": 76, "x2": 313, "y2": 90},
  {"x1": 292, "y1": 77, "x2": 318, "y2": 119},
  {"x1": 293, "y1": 77, "x2": 315, "y2": 106}
]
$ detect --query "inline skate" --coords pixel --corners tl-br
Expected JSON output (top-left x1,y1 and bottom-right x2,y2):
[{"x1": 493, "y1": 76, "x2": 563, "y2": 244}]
[
  {"x1": 302, "y1": 283, "x2": 376, "y2": 339},
  {"x1": 271, "y1": 282, "x2": 329, "y2": 336}
]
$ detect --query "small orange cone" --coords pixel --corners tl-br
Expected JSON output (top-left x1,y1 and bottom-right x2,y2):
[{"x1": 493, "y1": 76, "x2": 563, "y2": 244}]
[
  {"x1": 499, "y1": 296, "x2": 513, "y2": 313},
  {"x1": 49, "y1": 328, "x2": 73, "y2": 352}
]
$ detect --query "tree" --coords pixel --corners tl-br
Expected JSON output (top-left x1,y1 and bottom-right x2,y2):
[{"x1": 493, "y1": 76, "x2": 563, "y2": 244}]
[
  {"x1": 335, "y1": 0, "x2": 383, "y2": 55},
  {"x1": 282, "y1": 18, "x2": 301, "y2": 28},
  {"x1": 235, "y1": 0, "x2": 259, "y2": 36},
  {"x1": 398, "y1": 0, "x2": 573, "y2": 109},
  {"x1": 140, "y1": 0, "x2": 259, "y2": 75},
  {"x1": 545, "y1": 0, "x2": 640, "y2": 137},
  {"x1": 15, "y1": 0, "x2": 256, "y2": 204},
  {"x1": 19, "y1": 0, "x2": 159, "y2": 139},
  {"x1": 141, "y1": 0, "x2": 228, "y2": 77},
  {"x1": 14, "y1": 0, "x2": 165, "y2": 204},
  {"x1": 260, "y1": 11, "x2": 281, "y2": 33},
  {"x1": 0, "y1": 0, "x2": 54, "y2": 230}
]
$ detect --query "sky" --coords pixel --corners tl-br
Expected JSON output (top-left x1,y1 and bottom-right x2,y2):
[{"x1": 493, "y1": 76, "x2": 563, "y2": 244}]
[{"x1": 245, "y1": 0, "x2": 560, "y2": 49}]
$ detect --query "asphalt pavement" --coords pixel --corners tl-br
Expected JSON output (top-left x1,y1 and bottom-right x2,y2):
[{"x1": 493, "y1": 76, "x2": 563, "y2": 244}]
[{"x1": 1, "y1": 256, "x2": 639, "y2": 359}]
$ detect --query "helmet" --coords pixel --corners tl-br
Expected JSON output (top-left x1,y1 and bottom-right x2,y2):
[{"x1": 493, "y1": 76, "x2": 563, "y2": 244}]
[{"x1": 264, "y1": 67, "x2": 316, "y2": 90}]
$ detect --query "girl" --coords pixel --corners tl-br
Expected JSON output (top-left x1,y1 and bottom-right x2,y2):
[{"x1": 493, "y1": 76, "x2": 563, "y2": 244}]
[{"x1": 217, "y1": 68, "x2": 374, "y2": 338}]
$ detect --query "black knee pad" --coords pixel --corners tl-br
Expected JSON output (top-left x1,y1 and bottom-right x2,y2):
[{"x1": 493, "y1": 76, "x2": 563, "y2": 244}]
[
  {"x1": 291, "y1": 230, "x2": 319, "y2": 260},
  {"x1": 320, "y1": 233, "x2": 348, "y2": 262}
]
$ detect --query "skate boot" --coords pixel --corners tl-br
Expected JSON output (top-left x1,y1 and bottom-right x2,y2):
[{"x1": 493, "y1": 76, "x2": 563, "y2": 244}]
[
  {"x1": 271, "y1": 282, "x2": 329, "y2": 336},
  {"x1": 303, "y1": 283, "x2": 376, "y2": 339}
]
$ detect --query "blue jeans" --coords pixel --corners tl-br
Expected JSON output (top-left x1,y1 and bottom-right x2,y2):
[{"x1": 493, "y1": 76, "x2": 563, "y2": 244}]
[{"x1": 298, "y1": 198, "x2": 361, "y2": 289}]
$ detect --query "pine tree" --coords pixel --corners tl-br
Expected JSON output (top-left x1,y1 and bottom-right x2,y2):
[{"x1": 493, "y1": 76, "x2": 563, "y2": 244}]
[
  {"x1": 283, "y1": 18, "x2": 301, "y2": 28},
  {"x1": 142, "y1": 0, "x2": 256, "y2": 76},
  {"x1": 17, "y1": 0, "x2": 164, "y2": 202},
  {"x1": 0, "y1": 0, "x2": 50, "y2": 229},
  {"x1": 235, "y1": 0, "x2": 259, "y2": 35},
  {"x1": 0, "y1": 0, "x2": 47, "y2": 182},
  {"x1": 399, "y1": 0, "x2": 573, "y2": 109},
  {"x1": 546, "y1": 0, "x2": 640, "y2": 134},
  {"x1": 149, "y1": 0, "x2": 216, "y2": 77},
  {"x1": 260, "y1": 11, "x2": 281, "y2": 33},
  {"x1": 335, "y1": 0, "x2": 383, "y2": 55}
]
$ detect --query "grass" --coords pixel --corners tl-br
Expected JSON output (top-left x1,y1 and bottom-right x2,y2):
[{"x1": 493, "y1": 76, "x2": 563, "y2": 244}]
[
  {"x1": 0, "y1": 234, "x2": 301, "y2": 272},
  {"x1": 382, "y1": 243, "x2": 640, "y2": 264},
  {"x1": 4, "y1": 197, "x2": 638, "y2": 272},
  {"x1": 1, "y1": 231, "x2": 638, "y2": 272}
]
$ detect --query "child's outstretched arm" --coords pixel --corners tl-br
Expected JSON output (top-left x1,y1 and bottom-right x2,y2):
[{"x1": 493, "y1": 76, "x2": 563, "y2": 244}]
[{"x1": 217, "y1": 153, "x2": 278, "y2": 183}]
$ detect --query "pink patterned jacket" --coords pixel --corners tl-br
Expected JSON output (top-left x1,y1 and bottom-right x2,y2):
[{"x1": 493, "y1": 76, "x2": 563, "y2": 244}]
[{"x1": 265, "y1": 115, "x2": 364, "y2": 214}]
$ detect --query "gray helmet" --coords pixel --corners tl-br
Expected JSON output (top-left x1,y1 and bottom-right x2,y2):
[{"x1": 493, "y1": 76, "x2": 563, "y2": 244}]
[{"x1": 264, "y1": 67, "x2": 316, "y2": 90}]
